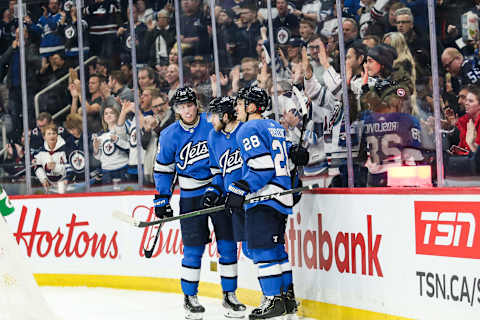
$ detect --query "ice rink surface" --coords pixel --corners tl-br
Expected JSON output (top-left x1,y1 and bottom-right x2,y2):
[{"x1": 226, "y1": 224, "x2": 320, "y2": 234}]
[{"x1": 41, "y1": 286, "x2": 315, "y2": 320}]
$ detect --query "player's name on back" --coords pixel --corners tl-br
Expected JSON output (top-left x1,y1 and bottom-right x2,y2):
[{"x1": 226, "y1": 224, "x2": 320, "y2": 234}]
[
  {"x1": 364, "y1": 121, "x2": 399, "y2": 134},
  {"x1": 268, "y1": 127, "x2": 286, "y2": 138}
]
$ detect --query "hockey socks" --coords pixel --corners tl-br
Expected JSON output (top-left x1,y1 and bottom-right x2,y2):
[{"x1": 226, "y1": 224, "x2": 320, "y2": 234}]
[
  {"x1": 181, "y1": 245, "x2": 204, "y2": 296},
  {"x1": 276, "y1": 244, "x2": 293, "y2": 293},
  {"x1": 251, "y1": 248, "x2": 283, "y2": 296},
  {"x1": 218, "y1": 240, "x2": 238, "y2": 292}
]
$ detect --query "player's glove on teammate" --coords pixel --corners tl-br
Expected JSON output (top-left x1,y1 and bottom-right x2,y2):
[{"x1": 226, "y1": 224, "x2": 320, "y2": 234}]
[
  {"x1": 154, "y1": 194, "x2": 173, "y2": 219},
  {"x1": 225, "y1": 180, "x2": 250, "y2": 214},
  {"x1": 289, "y1": 145, "x2": 309, "y2": 166},
  {"x1": 202, "y1": 185, "x2": 223, "y2": 208}
]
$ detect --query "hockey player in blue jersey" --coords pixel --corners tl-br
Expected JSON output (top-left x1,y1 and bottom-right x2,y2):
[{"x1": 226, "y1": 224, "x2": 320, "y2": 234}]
[
  {"x1": 153, "y1": 87, "x2": 245, "y2": 320},
  {"x1": 202, "y1": 95, "x2": 247, "y2": 318},
  {"x1": 225, "y1": 86, "x2": 308, "y2": 319}
]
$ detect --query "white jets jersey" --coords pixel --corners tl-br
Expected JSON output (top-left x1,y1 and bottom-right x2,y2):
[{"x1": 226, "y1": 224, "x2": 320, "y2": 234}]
[
  {"x1": 93, "y1": 129, "x2": 129, "y2": 171},
  {"x1": 33, "y1": 136, "x2": 69, "y2": 184}
]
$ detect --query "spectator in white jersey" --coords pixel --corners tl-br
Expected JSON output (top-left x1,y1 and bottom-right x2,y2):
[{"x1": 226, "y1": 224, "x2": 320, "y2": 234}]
[
  {"x1": 34, "y1": 123, "x2": 69, "y2": 193},
  {"x1": 93, "y1": 105, "x2": 129, "y2": 185}
]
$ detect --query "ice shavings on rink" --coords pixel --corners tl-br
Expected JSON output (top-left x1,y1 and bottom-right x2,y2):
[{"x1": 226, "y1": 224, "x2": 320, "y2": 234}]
[{"x1": 40, "y1": 286, "x2": 315, "y2": 320}]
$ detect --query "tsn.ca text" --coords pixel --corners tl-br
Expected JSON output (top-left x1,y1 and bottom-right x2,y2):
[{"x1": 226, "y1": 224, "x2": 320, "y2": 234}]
[{"x1": 416, "y1": 271, "x2": 480, "y2": 307}]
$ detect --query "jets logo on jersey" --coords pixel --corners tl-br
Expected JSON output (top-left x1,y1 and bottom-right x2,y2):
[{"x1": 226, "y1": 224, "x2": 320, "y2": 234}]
[
  {"x1": 103, "y1": 140, "x2": 116, "y2": 156},
  {"x1": 126, "y1": 35, "x2": 132, "y2": 49},
  {"x1": 177, "y1": 140, "x2": 209, "y2": 170},
  {"x1": 65, "y1": 26, "x2": 75, "y2": 39},
  {"x1": 219, "y1": 148, "x2": 243, "y2": 176},
  {"x1": 129, "y1": 128, "x2": 137, "y2": 147},
  {"x1": 69, "y1": 150, "x2": 85, "y2": 172}
]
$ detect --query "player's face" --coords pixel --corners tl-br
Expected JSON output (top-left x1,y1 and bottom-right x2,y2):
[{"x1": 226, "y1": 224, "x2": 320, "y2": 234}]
[
  {"x1": 177, "y1": 102, "x2": 198, "y2": 124},
  {"x1": 235, "y1": 99, "x2": 247, "y2": 122},
  {"x1": 210, "y1": 113, "x2": 224, "y2": 131}
]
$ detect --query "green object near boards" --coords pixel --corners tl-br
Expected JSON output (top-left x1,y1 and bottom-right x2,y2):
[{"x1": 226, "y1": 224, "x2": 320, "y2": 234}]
[{"x1": 0, "y1": 186, "x2": 14, "y2": 217}]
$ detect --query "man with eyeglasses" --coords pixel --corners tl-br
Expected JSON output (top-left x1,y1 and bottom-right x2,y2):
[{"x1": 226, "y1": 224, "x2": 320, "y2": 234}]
[
  {"x1": 394, "y1": 7, "x2": 430, "y2": 79},
  {"x1": 306, "y1": 34, "x2": 327, "y2": 85},
  {"x1": 441, "y1": 47, "x2": 480, "y2": 88},
  {"x1": 142, "y1": 95, "x2": 175, "y2": 184}
]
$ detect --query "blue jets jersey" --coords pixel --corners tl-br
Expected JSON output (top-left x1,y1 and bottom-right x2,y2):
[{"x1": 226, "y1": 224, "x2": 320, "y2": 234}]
[
  {"x1": 362, "y1": 112, "x2": 423, "y2": 174},
  {"x1": 29, "y1": 13, "x2": 65, "y2": 56},
  {"x1": 235, "y1": 119, "x2": 293, "y2": 215},
  {"x1": 154, "y1": 113, "x2": 213, "y2": 199},
  {"x1": 207, "y1": 122, "x2": 244, "y2": 194}
]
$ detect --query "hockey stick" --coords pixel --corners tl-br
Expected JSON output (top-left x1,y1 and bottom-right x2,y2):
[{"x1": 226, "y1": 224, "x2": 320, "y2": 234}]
[
  {"x1": 143, "y1": 174, "x2": 178, "y2": 258},
  {"x1": 291, "y1": 86, "x2": 310, "y2": 187},
  {"x1": 113, "y1": 183, "x2": 319, "y2": 228},
  {"x1": 143, "y1": 222, "x2": 163, "y2": 258}
]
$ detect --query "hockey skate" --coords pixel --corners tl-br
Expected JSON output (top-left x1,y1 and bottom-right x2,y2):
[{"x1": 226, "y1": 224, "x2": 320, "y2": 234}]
[
  {"x1": 248, "y1": 295, "x2": 286, "y2": 319},
  {"x1": 184, "y1": 294, "x2": 205, "y2": 320},
  {"x1": 283, "y1": 284, "x2": 299, "y2": 320},
  {"x1": 223, "y1": 291, "x2": 246, "y2": 318}
]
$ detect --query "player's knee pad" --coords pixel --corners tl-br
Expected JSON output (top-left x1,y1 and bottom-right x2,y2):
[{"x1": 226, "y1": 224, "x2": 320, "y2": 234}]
[
  {"x1": 183, "y1": 245, "x2": 205, "y2": 268},
  {"x1": 217, "y1": 240, "x2": 237, "y2": 264}
]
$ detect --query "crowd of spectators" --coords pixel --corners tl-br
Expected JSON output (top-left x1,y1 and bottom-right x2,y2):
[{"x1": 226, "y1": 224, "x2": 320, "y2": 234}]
[{"x1": 1, "y1": 0, "x2": 480, "y2": 192}]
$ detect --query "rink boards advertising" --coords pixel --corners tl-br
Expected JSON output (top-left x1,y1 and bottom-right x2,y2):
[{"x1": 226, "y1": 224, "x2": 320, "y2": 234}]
[{"x1": 6, "y1": 189, "x2": 480, "y2": 320}]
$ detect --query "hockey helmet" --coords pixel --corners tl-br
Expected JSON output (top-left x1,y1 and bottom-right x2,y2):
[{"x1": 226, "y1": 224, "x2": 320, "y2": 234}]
[
  {"x1": 208, "y1": 96, "x2": 236, "y2": 121},
  {"x1": 236, "y1": 87, "x2": 249, "y2": 102},
  {"x1": 173, "y1": 87, "x2": 197, "y2": 109},
  {"x1": 208, "y1": 96, "x2": 236, "y2": 115},
  {"x1": 244, "y1": 86, "x2": 270, "y2": 113}
]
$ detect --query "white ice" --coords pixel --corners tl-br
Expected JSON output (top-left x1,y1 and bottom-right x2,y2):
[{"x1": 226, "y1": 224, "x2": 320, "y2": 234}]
[{"x1": 41, "y1": 286, "x2": 315, "y2": 320}]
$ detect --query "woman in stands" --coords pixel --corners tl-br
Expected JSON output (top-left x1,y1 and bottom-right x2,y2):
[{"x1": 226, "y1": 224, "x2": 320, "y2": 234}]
[
  {"x1": 92, "y1": 106, "x2": 129, "y2": 185},
  {"x1": 454, "y1": 86, "x2": 480, "y2": 154},
  {"x1": 383, "y1": 32, "x2": 416, "y2": 98}
]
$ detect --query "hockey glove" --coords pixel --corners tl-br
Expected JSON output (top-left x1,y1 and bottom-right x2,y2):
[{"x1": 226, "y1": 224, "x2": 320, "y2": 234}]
[
  {"x1": 289, "y1": 145, "x2": 309, "y2": 166},
  {"x1": 225, "y1": 180, "x2": 250, "y2": 214},
  {"x1": 154, "y1": 195, "x2": 173, "y2": 219},
  {"x1": 202, "y1": 185, "x2": 223, "y2": 208}
]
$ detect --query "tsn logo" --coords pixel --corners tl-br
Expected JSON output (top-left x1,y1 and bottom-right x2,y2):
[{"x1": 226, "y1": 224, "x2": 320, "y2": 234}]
[{"x1": 415, "y1": 201, "x2": 480, "y2": 259}]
